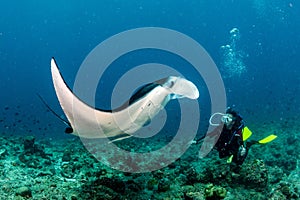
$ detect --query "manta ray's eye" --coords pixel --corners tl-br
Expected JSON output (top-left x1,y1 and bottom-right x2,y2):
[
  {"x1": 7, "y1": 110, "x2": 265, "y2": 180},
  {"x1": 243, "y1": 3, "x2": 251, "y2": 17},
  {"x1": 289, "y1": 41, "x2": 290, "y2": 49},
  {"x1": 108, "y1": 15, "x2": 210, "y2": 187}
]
[
  {"x1": 166, "y1": 80, "x2": 175, "y2": 88},
  {"x1": 170, "y1": 81, "x2": 175, "y2": 87}
]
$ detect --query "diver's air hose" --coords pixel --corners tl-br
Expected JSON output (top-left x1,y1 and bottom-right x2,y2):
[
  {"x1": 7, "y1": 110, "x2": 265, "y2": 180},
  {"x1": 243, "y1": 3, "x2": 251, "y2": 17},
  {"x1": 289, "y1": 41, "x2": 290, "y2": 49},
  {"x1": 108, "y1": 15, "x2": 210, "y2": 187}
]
[{"x1": 209, "y1": 112, "x2": 226, "y2": 126}]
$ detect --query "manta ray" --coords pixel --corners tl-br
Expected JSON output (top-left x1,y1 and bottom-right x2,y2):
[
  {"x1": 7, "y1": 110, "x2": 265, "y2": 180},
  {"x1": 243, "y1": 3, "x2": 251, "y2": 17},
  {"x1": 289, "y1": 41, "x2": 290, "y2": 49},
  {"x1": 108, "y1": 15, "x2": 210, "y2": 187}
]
[{"x1": 50, "y1": 58, "x2": 199, "y2": 140}]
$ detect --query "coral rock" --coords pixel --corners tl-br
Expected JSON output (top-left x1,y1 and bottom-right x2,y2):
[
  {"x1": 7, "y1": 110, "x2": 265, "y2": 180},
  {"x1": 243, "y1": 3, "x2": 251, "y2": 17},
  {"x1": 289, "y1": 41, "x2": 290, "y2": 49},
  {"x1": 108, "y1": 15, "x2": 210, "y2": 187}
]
[{"x1": 15, "y1": 186, "x2": 32, "y2": 198}]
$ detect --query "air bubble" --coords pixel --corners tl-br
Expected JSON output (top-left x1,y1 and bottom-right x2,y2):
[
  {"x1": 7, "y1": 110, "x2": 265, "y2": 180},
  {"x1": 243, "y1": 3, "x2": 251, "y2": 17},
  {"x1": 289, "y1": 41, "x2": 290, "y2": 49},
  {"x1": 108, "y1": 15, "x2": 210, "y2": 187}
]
[{"x1": 220, "y1": 28, "x2": 246, "y2": 78}]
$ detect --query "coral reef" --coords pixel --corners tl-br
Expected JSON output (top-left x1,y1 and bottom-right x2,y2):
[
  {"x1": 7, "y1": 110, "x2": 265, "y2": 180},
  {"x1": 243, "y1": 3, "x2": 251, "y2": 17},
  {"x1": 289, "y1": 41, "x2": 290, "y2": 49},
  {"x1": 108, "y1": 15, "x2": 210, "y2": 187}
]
[
  {"x1": 18, "y1": 136, "x2": 51, "y2": 169},
  {"x1": 0, "y1": 122, "x2": 299, "y2": 199},
  {"x1": 268, "y1": 162, "x2": 300, "y2": 200}
]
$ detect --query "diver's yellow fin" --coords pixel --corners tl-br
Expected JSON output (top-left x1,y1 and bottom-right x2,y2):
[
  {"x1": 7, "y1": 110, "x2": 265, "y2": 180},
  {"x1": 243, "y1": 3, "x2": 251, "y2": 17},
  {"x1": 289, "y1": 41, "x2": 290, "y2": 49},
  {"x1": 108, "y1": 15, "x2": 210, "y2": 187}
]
[
  {"x1": 227, "y1": 155, "x2": 234, "y2": 163},
  {"x1": 242, "y1": 126, "x2": 252, "y2": 141},
  {"x1": 258, "y1": 134, "x2": 277, "y2": 144}
]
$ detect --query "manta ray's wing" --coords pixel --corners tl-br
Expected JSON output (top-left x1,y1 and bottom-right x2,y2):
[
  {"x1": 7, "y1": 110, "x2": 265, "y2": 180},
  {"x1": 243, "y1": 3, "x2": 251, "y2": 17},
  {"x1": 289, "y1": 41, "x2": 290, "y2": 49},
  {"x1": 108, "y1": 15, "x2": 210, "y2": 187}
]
[{"x1": 51, "y1": 58, "x2": 125, "y2": 138}]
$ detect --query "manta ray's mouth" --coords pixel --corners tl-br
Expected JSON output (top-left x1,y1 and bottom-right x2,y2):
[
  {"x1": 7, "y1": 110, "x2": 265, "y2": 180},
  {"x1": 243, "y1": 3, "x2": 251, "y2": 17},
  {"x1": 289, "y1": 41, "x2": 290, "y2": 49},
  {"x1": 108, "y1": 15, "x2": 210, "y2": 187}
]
[{"x1": 166, "y1": 76, "x2": 199, "y2": 100}]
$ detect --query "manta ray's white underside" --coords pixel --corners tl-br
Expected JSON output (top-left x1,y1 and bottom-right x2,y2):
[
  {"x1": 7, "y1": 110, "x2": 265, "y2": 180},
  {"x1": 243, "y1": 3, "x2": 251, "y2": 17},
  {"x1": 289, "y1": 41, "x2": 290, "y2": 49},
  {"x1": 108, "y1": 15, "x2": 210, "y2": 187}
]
[{"x1": 51, "y1": 58, "x2": 199, "y2": 139}]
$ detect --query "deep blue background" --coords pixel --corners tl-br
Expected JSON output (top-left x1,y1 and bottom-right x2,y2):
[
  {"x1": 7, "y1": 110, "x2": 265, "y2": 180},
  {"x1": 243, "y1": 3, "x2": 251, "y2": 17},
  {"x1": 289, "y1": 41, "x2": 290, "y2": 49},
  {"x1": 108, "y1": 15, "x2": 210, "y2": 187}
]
[{"x1": 0, "y1": 0, "x2": 299, "y2": 139}]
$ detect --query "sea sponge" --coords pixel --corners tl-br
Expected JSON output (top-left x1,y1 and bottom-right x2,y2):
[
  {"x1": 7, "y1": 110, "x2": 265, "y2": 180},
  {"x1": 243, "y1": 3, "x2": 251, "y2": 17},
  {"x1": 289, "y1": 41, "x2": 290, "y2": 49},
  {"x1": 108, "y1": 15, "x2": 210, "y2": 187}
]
[
  {"x1": 204, "y1": 183, "x2": 227, "y2": 200},
  {"x1": 215, "y1": 186, "x2": 227, "y2": 198},
  {"x1": 270, "y1": 181, "x2": 299, "y2": 199},
  {"x1": 239, "y1": 159, "x2": 268, "y2": 190},
  {"x1": 147, "y1": 178, "x2": 158, "y2": 190},
  {"x1": 158, "y1": 178, "x2": 171, "y2": 192},
  {"x1": 185, "y1": 191, "x2": 203, "y2": 200}
]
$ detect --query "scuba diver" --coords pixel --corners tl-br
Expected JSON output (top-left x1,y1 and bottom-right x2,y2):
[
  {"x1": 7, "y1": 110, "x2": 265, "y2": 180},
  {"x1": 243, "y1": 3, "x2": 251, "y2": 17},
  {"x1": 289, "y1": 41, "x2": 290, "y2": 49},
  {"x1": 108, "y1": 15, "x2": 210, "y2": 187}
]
[{"x1": 196, "y1": 107, "x2": 277, "y2": 171}]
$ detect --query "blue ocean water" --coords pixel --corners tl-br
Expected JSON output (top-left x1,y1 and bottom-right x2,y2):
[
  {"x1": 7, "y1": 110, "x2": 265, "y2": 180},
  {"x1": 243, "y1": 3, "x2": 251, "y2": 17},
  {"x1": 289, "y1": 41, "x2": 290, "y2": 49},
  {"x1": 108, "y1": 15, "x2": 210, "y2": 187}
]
[{"x1": 0, "y1": 0, "x2": 299, "y2": 140}]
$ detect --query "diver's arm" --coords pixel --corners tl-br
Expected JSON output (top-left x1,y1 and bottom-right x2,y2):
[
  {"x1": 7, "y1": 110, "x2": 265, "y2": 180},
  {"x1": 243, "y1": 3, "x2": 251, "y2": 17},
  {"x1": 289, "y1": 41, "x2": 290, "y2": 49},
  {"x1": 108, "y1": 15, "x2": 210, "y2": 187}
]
[{"x1": 194, "y1": 125, "x2": 223, "y2": 144}]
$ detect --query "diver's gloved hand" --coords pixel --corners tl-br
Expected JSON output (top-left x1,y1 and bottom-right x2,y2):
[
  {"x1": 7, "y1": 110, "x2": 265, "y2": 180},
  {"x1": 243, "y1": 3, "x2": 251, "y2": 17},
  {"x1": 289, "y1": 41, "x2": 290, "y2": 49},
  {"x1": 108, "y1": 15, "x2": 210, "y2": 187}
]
[
  {"x1": 189, "y1": 140, "x2": 197, "y2": 145},
  {"x1": 239, "y1": 146, "x2": 247, "y2": 157}
]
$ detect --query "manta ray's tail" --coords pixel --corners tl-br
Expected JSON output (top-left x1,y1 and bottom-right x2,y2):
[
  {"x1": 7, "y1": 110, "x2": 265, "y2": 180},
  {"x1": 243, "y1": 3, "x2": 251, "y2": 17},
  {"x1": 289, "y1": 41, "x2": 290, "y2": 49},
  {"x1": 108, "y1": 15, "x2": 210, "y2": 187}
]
[{"x1": 36, "y1": 93, "x2": 73, "y2": 133}]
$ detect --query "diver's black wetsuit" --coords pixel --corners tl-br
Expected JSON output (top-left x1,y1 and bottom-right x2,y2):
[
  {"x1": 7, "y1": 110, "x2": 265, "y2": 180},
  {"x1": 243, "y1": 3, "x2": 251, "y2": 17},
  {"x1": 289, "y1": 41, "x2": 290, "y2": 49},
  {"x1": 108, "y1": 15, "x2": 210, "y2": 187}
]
[{"x1": 214, "y1": 109, "x2": 248, "y2": 166}]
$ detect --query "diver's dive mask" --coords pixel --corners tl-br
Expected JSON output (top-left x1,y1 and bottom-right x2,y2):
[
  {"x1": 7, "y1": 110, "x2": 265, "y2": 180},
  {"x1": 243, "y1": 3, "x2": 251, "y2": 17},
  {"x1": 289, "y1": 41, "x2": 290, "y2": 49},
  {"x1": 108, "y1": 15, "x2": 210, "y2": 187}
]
[
  {"x1": 209, "y1": 112, "x2": 233, "y2": 126},
  {"x1": 221, "y1": 114, "x2": 233, "y2": 124}
]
